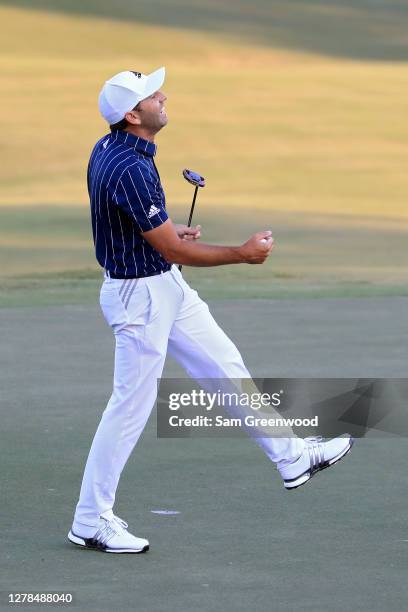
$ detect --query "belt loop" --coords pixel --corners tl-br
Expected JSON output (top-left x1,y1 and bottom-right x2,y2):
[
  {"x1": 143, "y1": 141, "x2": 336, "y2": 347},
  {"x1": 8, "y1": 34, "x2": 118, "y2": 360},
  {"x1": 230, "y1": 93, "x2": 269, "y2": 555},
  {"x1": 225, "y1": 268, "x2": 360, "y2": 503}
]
[{"x1": 105, "y1": 269, "x2": 111, "y2": 278}]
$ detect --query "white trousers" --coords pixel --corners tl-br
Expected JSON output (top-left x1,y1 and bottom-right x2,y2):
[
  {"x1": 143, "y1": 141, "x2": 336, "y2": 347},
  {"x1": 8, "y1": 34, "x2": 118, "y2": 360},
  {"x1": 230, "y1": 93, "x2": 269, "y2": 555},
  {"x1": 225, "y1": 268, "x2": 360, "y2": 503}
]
[{"x1": 73, "y1": 266, "x2": 304, "y2": 534}]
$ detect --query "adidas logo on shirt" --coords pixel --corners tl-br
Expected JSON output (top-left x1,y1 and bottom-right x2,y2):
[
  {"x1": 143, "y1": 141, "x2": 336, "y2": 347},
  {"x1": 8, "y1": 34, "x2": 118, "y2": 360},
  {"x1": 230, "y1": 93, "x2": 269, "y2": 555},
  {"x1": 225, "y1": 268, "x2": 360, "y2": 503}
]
[{"x1": 148, "y1": 205, "x2": 160, "y2": 218}]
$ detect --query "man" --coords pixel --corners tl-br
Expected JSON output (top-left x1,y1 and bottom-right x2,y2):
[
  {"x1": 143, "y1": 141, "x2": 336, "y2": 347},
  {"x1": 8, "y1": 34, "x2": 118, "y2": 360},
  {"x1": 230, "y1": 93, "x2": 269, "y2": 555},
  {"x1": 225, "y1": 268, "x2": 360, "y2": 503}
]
[{"x1": 68, "y1": 67, "x2": 353, "y2": 554}]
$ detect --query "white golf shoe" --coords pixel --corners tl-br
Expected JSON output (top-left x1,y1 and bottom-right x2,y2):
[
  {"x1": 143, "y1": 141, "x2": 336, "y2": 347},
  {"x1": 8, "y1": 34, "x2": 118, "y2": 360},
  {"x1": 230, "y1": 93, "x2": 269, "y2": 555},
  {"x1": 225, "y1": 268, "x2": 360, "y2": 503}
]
[
  {"x1": 278, "y1": 435, "x2": 354, "y2": 490},
  {"x1": 68, "y1": 514, "x2": 149, "y2": 553}
]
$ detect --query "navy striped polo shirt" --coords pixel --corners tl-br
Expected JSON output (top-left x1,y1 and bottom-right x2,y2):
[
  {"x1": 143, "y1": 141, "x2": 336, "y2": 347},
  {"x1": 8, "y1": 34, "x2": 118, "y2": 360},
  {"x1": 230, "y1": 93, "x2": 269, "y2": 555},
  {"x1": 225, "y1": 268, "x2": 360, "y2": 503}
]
[{"x1": 87, "y1": 130, "x2": 171, "y2": 278}]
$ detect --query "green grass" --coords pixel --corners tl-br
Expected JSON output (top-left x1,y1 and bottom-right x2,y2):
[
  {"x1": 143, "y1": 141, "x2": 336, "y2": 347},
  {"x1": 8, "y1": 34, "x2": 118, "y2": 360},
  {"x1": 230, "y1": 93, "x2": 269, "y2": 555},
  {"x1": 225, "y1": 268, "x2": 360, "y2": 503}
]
[
  {"x1": 0, "y1": 4, "x2": 407, "y2": 220},
  {"x1": 0, "y1": 3, "x2": 407, "y2": 306},
  {"x1": 3, "y1": 275, "x2": 408, "y2": 309},
  {"x1": 2, "y1": 0, "x2": 408, "y2": 60},
  {"x1": 2, "y1": 302, "x2": 408, "y2": 610},
  {"x1": 1, "y1": 205, "x2": 407, "y2": 307}
]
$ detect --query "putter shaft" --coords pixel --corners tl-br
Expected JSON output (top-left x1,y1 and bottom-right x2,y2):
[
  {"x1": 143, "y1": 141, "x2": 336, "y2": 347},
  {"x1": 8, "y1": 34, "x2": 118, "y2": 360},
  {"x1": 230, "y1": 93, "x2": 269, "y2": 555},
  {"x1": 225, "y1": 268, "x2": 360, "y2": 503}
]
[
  {"x1": 179, "y1": 185, "x2": 199, "y2": 272},
  {"x1": 187, "y1": 186, "x2": 199, "y2": 227}
]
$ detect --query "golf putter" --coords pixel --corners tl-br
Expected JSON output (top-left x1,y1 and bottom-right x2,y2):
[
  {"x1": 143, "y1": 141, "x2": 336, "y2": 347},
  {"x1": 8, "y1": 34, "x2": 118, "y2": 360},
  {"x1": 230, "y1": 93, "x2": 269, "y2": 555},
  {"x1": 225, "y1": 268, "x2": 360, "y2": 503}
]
[{"x1": 179, "y1": 169, "x2": 206, "y2": 271}]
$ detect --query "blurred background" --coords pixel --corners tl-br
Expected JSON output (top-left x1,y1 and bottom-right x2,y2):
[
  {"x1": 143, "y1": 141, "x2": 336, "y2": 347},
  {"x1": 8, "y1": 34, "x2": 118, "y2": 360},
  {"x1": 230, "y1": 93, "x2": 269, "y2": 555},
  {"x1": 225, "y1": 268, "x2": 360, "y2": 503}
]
[{"x1": 1, "y1": 0, "x2": 407, "y2": 305}]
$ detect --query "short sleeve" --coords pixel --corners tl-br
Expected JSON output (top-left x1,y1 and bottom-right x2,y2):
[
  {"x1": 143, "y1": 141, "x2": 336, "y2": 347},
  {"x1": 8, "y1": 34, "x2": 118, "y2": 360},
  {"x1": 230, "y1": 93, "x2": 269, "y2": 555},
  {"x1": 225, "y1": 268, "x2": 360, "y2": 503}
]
[{"x1": 112, "y1": 163, "x2": 168, "y2": 232}]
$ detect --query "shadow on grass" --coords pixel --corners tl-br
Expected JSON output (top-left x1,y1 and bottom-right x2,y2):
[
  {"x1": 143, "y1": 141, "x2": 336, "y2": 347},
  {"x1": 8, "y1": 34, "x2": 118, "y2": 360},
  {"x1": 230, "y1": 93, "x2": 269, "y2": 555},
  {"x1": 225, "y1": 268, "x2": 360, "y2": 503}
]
[
  {"x1": 1, "y1": 0, "x2": 408, "y2": 61},
  {"x1": 1, "y1": 204, "x2": 407, "y2": 306}
]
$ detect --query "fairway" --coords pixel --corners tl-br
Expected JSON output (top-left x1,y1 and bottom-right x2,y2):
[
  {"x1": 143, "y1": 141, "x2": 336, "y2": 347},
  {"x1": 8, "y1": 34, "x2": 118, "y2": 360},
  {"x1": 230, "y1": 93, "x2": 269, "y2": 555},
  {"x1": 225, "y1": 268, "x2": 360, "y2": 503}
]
[
  {"x1": 0, "y1": 1, "x2": 406, "y2": 304},
  {"x1": 0, "y1": 2, "x2": 407, "y2": 219},
  {"x1": 1, "y1": 298, "x2": 408, "y2": 611}
]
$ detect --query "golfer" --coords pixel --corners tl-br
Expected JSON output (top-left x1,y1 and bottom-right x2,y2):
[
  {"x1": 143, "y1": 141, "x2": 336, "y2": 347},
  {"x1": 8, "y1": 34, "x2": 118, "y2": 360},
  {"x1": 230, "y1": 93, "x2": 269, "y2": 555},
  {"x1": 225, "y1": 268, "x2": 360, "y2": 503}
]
[{"x1": 68, "y1": 67, "x2": 353, "y2": 553}]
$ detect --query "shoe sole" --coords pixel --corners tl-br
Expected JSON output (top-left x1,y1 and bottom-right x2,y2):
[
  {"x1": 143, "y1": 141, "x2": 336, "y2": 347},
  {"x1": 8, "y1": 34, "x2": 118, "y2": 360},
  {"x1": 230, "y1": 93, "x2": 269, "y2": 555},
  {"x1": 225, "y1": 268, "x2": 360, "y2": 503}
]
[
  {"x1": 67, "y1": 530, "x2": 149, "y2": 554},
  {"x1": 284, "y1": 437, "x2": 354, "y2": 491}
]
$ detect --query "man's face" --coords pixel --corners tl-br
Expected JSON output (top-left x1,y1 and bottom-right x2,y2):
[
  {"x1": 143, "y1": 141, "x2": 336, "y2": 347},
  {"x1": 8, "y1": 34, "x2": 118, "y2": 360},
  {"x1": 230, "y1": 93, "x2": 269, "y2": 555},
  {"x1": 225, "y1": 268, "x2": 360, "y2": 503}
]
[{"x1": 137, "y1": 90, "x2": 168, "y2": 133}]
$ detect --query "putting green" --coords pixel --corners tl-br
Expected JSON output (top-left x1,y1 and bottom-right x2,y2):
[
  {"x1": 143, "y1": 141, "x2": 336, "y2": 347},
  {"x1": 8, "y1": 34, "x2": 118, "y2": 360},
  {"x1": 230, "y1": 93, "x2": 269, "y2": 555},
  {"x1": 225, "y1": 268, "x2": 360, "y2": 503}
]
[{"x1": 1, "y1": 298, "x2": 407, "y2": 611}]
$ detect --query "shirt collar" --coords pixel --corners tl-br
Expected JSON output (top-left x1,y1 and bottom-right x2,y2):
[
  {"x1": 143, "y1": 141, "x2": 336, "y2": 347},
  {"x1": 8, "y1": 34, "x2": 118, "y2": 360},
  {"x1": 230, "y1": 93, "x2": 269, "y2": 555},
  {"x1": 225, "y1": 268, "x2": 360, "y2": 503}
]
[{"x1": 111, "y1": 130, "x2": 157, "y2": 157}]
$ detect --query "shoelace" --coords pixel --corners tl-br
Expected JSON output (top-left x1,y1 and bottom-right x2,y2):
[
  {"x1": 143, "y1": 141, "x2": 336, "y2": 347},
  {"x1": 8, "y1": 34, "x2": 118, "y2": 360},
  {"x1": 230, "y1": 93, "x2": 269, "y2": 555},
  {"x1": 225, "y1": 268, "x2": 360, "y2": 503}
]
[
  {"x1": 112, "y1": 515, "x2": 128, "y2": 529},
  {"x1": 305, "y1": 436, "x2": 325, "y2": 471},
  {"x1": 93, "y1": 515, "x2": 129, "y2": 546}
]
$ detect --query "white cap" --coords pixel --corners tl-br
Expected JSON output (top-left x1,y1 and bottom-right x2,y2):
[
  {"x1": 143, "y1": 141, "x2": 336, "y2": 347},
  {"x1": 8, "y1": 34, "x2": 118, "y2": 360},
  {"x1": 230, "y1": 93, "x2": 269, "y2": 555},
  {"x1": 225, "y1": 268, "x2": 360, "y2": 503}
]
[{"x1": 98, "y1": 67, "x2": 165, "y2": 124}]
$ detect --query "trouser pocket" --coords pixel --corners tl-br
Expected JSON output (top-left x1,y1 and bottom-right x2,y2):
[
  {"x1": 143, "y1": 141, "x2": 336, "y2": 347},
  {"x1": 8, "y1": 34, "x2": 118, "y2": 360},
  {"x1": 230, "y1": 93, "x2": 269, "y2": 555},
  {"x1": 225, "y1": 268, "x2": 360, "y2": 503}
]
[{"x1": 99, "y1": 279, "x2": 152, "y2": 332}]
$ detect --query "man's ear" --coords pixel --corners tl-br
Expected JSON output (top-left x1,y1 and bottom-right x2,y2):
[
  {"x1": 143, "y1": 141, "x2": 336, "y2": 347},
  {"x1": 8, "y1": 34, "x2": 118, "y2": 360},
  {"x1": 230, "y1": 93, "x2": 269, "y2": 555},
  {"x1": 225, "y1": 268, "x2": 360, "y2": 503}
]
[{"x1": 124, "y1": 110, "x2": 142, "y2": 126}]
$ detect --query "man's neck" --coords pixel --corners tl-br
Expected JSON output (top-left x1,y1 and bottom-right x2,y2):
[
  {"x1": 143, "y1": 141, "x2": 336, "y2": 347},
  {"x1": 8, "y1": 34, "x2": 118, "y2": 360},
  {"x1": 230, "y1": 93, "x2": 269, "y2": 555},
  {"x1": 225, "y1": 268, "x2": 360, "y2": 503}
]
[{"x1": 124, "y1": 126, "x2": 156, "y2": 143}]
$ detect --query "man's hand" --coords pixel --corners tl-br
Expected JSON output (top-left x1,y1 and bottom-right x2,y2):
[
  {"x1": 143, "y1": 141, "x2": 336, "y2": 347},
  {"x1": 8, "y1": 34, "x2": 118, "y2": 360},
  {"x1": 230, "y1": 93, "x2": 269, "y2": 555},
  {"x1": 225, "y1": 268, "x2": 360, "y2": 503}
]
[
  {"x1": 174, "y1": 224, "x2": 201, "y2": 241},
  {"x1": 238, "y1": 231, "x2": 274, "y2": 264}
]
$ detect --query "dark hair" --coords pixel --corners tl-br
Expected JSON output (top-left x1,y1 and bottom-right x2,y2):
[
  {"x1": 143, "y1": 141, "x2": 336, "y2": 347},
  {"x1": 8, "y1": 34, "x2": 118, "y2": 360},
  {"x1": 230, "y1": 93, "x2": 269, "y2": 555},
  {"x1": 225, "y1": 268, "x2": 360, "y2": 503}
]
[
  {"x1": 110, "y1": 101, "x2": 141, "y2": 132},
  {"x1": 110, "y1": 116, "x2": 129, "y2": 132}
]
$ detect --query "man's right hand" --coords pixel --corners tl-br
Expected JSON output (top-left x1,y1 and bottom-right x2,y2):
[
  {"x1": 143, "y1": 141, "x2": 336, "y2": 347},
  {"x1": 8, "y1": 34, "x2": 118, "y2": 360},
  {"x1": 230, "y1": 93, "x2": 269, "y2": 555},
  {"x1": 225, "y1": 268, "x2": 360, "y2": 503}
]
[{"x1": 239, "y1": 231, "x2": 274, "y2": 264}]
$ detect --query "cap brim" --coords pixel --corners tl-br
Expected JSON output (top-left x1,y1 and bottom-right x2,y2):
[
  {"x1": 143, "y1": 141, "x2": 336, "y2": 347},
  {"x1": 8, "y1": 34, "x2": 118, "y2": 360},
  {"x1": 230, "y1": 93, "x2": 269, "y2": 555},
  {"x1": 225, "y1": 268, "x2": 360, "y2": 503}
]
[{"x1": 142, "y1": 66, "x2": 165, "y2": 100}]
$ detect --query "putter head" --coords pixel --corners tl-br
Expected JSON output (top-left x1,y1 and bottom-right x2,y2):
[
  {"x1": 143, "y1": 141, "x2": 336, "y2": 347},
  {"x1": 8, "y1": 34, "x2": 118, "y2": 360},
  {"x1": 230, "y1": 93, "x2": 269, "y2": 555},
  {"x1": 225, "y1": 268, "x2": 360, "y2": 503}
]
[{"x1": 183, "y1": 168, "x2": 205, "y2": 188}]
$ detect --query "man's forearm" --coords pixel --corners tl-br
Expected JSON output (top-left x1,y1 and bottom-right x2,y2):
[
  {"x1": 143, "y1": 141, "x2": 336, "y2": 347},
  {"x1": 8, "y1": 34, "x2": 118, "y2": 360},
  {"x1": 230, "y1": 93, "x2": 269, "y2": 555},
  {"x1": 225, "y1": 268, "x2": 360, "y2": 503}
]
[
  {"x1": 165, "y1": 241, "x2": 245, "y2": 266},
  {"x1": 141, "y1": 219, "x2": 273, "y2": 266}
]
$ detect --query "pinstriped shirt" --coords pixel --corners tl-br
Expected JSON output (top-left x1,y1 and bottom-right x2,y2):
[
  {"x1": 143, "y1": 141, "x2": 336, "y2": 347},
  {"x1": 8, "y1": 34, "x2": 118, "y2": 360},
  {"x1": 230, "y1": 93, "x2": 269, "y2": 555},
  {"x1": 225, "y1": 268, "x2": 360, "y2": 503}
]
[{"x1": 88, "y1": 130, "x2": 171, "y2": 278}]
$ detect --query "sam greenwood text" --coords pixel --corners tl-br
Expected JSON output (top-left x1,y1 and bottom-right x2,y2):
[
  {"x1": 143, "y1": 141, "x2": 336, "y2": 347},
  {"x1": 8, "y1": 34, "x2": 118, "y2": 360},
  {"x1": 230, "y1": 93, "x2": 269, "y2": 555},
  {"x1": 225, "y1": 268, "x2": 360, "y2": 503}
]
[{"x1": 168, "y1": 415, "x2": 319, "y2": 428}]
